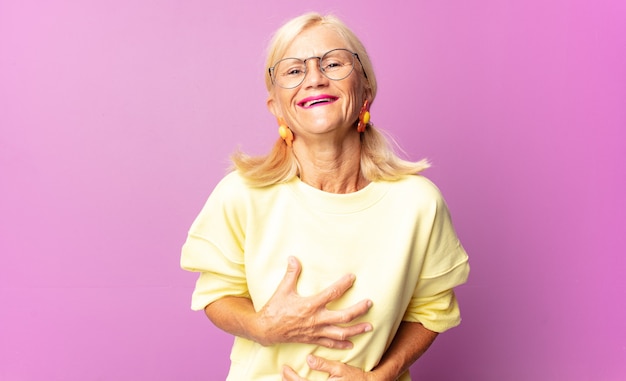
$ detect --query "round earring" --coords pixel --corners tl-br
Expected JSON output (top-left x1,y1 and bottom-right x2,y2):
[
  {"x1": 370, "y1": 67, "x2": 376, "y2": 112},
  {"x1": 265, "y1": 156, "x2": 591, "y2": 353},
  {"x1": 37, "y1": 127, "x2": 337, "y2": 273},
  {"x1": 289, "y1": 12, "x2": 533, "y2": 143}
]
[
  {"x1": 277, "y1": 117, "x2": 294, "y2": 147},
  {"x1": 357, "y1": 100, "x2": 370, "y2": 133}
]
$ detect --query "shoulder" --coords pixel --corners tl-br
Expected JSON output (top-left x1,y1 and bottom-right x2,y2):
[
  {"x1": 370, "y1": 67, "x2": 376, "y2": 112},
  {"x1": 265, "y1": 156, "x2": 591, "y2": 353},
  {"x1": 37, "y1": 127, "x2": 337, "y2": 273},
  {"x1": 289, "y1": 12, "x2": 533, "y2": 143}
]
[
  {"x1": 214, "y1": 170, "x2": 247, "y2": 190},
  {"x1": 210, "y1": 170, "x2": 286, "y2": 206},
  {"x1": 388, "y1": 174, "x2": 445, "y2": 202},
  {"x1": 212, "y1": 171, "x2": 262, "y2": 197},
  {"x1": 198, "y1": 171, "x2": 251, "y2": 211},
  {"x1": 379, "y1": 175, "x2": 453, "y2": 220}
]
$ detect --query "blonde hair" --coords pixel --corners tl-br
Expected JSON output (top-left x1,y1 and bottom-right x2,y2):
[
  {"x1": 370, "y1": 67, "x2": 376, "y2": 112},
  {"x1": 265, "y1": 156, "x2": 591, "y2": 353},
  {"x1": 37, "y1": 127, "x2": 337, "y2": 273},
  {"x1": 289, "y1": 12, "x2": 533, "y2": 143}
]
[{"x1": 232, "y1": 12, "x2": 429, "y2": 187}]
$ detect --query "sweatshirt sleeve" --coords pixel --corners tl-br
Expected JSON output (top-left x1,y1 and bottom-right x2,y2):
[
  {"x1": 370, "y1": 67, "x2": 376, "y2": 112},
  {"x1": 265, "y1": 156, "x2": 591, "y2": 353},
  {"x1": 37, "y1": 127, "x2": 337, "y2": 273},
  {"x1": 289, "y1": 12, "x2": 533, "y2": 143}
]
[
  {"x1": 403, "y1": 189, "x2": 470, "y2": 333},
  {"x1": 180, "y1": 174, "x2": 250, "y2": 311}
]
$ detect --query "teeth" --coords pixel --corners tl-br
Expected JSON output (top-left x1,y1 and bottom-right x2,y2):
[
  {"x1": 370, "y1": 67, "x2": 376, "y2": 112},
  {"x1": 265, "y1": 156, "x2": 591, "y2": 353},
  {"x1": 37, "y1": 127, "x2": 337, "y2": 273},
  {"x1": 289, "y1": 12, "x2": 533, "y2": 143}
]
[{"x1": 304, "y1": 98, "x2": 331, "y2": 107}]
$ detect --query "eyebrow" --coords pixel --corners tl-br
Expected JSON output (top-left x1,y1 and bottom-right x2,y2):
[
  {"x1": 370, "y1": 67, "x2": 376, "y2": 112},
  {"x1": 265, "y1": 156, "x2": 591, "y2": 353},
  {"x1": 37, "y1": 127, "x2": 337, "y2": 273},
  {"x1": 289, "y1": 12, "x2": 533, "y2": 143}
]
[{"x1": 280, "y1": 48, "x2": 348, "y2": 61}]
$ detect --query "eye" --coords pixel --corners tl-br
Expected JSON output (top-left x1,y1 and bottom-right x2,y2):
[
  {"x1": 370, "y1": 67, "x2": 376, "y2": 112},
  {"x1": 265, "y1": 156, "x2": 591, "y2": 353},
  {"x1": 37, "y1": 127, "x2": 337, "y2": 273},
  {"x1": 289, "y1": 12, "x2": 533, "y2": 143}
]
[
  {"x1": 275, "y1": 58, "x2": 306, "y2": 78},
  {"x1": 285, "y1": 67, "x2": 304, "y2": 76},
  {"x1": 321, "y1": 50, "x2": 354, "y2": 72},
  {"x1": 321, "y1": 60, "x2": 343, "y2": 71}
]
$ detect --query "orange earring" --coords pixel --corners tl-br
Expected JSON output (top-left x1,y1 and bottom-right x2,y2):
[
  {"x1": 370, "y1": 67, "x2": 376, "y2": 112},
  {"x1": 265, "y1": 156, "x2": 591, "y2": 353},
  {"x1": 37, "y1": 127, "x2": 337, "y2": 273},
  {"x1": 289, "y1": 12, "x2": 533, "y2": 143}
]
[
  {"x1": 277, "y1": 117, "x2": 294, "y2": 147},
  {"x1": 357, "y1": 100, "x2": 370, "y2": 133}
]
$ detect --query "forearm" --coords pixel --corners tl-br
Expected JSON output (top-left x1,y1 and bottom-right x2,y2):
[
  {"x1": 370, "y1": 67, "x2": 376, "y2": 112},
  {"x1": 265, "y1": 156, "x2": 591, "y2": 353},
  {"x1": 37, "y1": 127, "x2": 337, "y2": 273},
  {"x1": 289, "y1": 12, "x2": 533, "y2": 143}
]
[
  {"x1": 370, "y1": 321, "x2": 438, "y2": 380},
  {"x1": 202, "y1": 258, "x2": 373, "y2": 350},
  {"x1": 204, "y1": 296, "x2": 269, "y2": 345}
]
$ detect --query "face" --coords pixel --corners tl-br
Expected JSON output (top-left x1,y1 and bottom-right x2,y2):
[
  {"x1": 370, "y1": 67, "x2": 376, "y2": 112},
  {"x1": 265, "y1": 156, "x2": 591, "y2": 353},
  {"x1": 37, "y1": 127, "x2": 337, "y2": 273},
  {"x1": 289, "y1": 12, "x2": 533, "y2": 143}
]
[{"x1": 267, "y1": 25, "x2": 369, "y2": 140}]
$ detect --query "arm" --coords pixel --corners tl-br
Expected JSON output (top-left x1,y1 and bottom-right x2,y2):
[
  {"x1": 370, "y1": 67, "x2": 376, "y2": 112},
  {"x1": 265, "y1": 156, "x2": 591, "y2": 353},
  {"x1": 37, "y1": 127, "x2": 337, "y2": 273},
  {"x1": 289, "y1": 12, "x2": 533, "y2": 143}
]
[
  {"x1": 283, "y1": 321, "x2": 437, "y2": 381},
  {"x1": 204, "y1": 256, "x2": 373, "y2": 349},
  {"x1": 369, "y1": 321, "x2": 438, "y2": 379}
]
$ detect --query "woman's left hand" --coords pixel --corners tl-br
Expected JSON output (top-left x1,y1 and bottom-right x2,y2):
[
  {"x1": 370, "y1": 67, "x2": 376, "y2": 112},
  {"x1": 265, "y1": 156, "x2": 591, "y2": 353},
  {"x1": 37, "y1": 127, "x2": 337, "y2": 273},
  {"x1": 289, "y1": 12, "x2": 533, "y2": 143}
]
[{"x1": 282, "y1": 354, "x2": 376, "y2": 381}]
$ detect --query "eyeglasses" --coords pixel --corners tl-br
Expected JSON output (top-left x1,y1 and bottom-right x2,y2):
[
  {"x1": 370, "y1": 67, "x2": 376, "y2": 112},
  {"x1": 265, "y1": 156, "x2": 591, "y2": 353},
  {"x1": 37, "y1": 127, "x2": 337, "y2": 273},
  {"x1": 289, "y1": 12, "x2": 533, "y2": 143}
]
[{"x1": 269, "y1": 48, "x2": 366, "y2": 89}]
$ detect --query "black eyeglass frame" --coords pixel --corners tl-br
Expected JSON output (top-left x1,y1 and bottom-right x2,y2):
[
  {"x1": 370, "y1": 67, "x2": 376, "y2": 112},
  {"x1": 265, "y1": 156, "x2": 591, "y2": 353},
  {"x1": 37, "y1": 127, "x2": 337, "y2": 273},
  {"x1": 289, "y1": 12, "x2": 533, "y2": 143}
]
[{"x1": 268, "y1": 48, "x2": 368, "y2": 89}]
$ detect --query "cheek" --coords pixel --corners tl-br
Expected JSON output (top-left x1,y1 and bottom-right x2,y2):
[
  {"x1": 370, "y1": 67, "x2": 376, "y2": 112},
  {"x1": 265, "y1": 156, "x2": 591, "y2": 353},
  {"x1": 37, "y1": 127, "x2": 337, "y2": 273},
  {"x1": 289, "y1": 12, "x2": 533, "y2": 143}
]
[
  {"x1": 272, "y1": 91, "x2": 297, "y2": 115},
  {"x1": 345, "y1": 85, "x2": 365, "y2": 115},
  {"x1": 346, "y1": 78, "x2": 366, "y2": 105}
]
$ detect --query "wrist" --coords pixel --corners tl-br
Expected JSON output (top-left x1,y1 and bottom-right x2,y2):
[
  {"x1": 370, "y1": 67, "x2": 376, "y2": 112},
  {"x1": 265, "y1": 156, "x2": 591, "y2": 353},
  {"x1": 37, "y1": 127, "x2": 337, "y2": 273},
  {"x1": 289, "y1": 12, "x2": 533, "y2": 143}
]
[
  {"x1": 368, "y1": 367, "x2": 396, "y2": 381},
  {"x1": 365, "y1": 370, "x2": 385, "y2": 381},
  {"x1": 251, "y1": 311, "x2": 273, "y2": 346}
]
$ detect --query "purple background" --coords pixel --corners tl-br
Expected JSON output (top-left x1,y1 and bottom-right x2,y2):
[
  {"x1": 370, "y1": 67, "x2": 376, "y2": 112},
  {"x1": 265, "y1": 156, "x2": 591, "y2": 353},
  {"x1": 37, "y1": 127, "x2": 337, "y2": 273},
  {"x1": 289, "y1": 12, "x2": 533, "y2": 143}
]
[{"x1": 1, "y1": 1, "x2": 625, "y2": 380}]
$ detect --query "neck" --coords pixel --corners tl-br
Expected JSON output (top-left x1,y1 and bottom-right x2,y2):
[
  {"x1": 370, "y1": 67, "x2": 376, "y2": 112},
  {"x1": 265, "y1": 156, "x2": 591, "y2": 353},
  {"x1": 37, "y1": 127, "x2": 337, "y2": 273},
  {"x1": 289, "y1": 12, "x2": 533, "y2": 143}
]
[{"x1": 293, "y1": 134, "x2": 369, "y2": 194}]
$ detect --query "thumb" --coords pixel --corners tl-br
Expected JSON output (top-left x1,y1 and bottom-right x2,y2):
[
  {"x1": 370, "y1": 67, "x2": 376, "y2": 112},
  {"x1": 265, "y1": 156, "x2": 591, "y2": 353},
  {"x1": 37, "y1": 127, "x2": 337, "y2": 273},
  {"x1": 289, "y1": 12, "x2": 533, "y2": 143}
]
[
  {"x1": 279, "y1": 256, "x2": 302, "y2": 292},
  {"x1": 306, "y1": 354, "x2": 330, "y2": 373}
]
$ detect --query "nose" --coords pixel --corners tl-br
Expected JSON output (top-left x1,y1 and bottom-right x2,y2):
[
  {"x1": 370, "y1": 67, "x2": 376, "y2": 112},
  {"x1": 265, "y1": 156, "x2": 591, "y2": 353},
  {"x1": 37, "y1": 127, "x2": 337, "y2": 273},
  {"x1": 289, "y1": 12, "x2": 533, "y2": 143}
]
[{"x1": 302, "y1": 58, "x2": 329, "y2": 88}]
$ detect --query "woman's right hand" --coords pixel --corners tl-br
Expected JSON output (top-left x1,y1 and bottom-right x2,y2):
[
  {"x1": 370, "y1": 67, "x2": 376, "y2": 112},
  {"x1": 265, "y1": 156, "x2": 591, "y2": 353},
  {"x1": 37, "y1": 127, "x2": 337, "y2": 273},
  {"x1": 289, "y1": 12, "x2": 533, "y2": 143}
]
[{"x1": 254, "y1": 256, "x2": 373, "y2": 349}]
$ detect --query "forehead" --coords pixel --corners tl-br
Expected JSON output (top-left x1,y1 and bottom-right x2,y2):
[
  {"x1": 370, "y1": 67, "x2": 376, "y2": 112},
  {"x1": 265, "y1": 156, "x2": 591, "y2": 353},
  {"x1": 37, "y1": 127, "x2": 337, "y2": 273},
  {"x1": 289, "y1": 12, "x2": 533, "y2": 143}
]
[{"x1": 282, "y1": 25, "x2": 349, "y2": 59}]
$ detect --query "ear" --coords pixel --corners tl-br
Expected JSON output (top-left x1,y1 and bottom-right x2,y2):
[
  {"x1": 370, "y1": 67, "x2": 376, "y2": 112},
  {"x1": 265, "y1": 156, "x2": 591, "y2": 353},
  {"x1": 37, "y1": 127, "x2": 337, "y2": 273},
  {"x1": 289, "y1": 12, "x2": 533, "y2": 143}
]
[
  {"x1": 359, "y1": 81, "x2": 372, "y2": 107},
  {"x1": 266, "y1": 95, "x2": 280, "y2": 119}
]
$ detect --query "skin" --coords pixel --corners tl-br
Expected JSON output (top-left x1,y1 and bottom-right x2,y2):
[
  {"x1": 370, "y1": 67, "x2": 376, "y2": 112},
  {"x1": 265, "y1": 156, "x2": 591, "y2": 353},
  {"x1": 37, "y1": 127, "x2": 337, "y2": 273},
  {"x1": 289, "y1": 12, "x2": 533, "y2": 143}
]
[
  {"x1": 266, "y1": 25, "x2": 370, "y2": 194},
  {"x1": 206, "y1": 259, "x2": 438, "y2": 381},
  {"x1": 205, "y1": 257, "x2": 373, "y2": 349},
  {"x1": 206, "y1": 24, "x2": 439, "y2": 380},
  {"x1": 282, "y1": 322, "x2": 438, "y2": 381}
]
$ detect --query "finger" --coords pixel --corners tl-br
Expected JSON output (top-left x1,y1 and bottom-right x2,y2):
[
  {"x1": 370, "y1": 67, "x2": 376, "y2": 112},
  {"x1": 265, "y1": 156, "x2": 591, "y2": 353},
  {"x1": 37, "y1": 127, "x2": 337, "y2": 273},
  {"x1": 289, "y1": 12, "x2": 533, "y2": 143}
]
[
  {"x1": 313, "y1": 337, "x2": 354, "y2": 350},
  {"x1": 323, "y1": 321, "x2": 373, "y2": 342},
  {"x1": 306, "y1": 354, "x2": 340, "y2": 374},
  {"x1": 326, "y1": 299, "x2": 373, "y2": 324},
  {"x1": 277, "y1": 256, "x2": 302, "y2": 294},
  {"x1": 314, "y1": 273, "x2": 356, "y2": 305},
  {"x1": 282, "y1": 365, "x2": 303, "y2": 381}
]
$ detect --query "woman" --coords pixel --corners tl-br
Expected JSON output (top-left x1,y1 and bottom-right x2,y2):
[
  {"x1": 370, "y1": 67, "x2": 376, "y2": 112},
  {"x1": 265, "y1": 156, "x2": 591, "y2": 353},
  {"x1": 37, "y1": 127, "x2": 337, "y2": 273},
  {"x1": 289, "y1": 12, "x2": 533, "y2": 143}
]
[{"x1": 181, "y1": 12, "x2": 469, "y2": 381}]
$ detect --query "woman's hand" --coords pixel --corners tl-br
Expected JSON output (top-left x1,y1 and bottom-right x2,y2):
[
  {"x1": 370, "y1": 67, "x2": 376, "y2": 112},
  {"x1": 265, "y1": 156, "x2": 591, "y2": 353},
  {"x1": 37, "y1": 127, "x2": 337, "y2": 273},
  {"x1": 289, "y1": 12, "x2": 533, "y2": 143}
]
[
  {"x1": 255, "y1": 256, "x2": 373, "y2": 349},
  {"x1": 281, "y1": 322, "x2": 439, "y2": 381},
  {"x1": 282, "y1": 354, "x2": 375, "y2": 381}
]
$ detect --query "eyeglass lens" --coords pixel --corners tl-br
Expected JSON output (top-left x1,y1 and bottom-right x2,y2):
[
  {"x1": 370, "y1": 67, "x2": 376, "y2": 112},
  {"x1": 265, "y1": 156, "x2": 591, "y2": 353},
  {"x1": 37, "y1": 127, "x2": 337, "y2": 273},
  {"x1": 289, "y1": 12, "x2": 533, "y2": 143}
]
[{"x1": 271, "y1": 49, "x2": 356, "y2": 89}]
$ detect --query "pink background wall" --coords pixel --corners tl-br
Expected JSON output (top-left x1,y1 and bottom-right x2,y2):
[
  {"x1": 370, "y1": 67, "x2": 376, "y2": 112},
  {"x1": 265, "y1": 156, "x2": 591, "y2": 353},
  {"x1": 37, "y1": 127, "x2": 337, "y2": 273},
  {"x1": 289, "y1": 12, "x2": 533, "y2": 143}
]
[{"x1": 1, "y1": 1, "x2": 624, "y2": 380}]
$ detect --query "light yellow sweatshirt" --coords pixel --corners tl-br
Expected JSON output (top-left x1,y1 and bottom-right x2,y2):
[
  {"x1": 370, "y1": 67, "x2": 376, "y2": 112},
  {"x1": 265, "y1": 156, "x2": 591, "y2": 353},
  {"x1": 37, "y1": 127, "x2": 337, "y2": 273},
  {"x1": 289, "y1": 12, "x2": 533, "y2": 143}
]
[{"x1": 181, "y1": 171, "x2": 469, "y2": 380}]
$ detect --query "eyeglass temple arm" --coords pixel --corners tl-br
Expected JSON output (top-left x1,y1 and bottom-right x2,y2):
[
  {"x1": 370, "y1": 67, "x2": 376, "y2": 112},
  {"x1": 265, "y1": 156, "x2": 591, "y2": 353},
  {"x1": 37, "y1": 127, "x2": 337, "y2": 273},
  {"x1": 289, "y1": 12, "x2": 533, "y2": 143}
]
[{"x1": 355, "y1": 54, "x2": 368, "y2": 79}]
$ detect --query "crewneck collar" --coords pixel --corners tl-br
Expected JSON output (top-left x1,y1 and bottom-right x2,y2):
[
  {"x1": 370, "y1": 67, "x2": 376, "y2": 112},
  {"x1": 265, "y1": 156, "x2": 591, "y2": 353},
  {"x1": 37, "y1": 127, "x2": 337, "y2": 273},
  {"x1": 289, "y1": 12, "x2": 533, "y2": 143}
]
[{"x1": 286, "y1": 176, "x2": 390, "y2": 215}]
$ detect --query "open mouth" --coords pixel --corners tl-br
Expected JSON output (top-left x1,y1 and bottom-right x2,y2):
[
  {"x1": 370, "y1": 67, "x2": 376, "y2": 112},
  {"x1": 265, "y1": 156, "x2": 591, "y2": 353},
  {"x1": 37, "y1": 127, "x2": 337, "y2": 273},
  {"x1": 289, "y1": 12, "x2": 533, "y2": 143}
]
[{"x1": 298, "y1": 95, "x2": 338, "y2": 108}]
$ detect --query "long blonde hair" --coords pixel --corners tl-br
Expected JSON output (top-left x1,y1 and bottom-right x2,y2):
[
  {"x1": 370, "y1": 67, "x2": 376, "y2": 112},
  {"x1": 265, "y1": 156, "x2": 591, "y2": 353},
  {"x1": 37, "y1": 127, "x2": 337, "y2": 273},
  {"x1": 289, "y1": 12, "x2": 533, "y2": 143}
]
[{"x1": 232, "y1": 12, "x2": 429, "y2": 187}]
